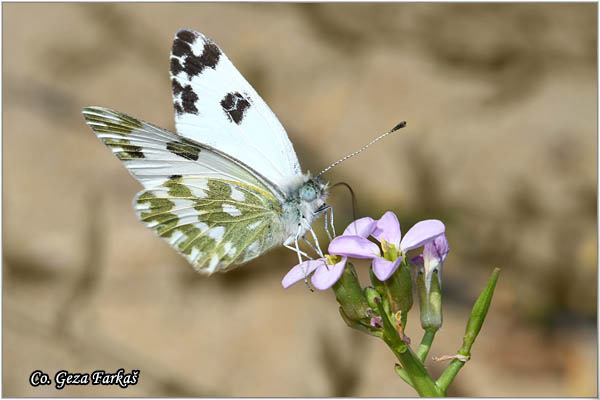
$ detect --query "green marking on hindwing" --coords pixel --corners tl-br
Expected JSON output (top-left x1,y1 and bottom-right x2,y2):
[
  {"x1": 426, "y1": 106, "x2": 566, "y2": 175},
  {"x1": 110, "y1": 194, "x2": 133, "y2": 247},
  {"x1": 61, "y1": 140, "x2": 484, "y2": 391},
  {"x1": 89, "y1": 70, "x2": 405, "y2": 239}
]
[
  {"x1": 164, "y1": 180, "x2": 193, "y2": 198},
  {"x1": 137, "y1": 191, "x2": 178, "y2": 238},
  {"x1": 175, "y1": 224, "x2": 216, "y2": 256},
  {"x1": 135, "y1": 177, "x2": 286, "y2": 273},
  {"x1": 206, "y1": 179, "x2": 232, "y2": 199}
]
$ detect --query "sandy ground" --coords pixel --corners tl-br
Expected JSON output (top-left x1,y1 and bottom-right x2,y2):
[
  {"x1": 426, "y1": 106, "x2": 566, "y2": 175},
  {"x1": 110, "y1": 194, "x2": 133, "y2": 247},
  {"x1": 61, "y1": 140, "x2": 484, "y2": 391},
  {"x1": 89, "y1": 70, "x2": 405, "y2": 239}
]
[{"x1": 2, "y1": 3, "x2": 597, "y2": 397}]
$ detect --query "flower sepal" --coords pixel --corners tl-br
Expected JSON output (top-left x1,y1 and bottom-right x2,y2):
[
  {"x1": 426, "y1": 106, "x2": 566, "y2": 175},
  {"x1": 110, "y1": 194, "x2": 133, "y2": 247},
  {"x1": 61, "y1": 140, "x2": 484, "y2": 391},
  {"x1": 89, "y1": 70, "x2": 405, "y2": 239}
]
[
  {"x1": 384, "y1": 260, "x2": 413, "y2": 321},
  {"x1": 368, "y1": 269, "x2": 394, "y2": 320},
  {"x1": 369, "y1": 267, "x2": 387, "y2": 296},
  {"x1": 369, "y1": 258, "x2": 413, "y2": 329},
  {"x1": 331, "y1": 262, "x2": 370, "y2": 322}
]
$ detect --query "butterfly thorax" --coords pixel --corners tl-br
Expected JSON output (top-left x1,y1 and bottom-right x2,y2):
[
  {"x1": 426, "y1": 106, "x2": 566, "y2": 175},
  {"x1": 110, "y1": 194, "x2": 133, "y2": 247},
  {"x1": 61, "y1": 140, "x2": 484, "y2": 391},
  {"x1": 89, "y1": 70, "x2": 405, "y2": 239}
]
[{"x1": 280, "y1": 174, "x2": 329, "y2": 244}]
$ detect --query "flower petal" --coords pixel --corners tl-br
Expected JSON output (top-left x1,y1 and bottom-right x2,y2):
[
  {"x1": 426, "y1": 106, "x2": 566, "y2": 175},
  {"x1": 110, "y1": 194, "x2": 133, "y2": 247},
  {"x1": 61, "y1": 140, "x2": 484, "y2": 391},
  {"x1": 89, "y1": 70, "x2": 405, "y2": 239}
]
[
  {"x1": 370, "y1": 315, "x2": 383, "y2": 328},
  {"x1": 282, "y1": 259, "x2": 323, "y2": 288},
  {"x1": 342, "y1": 217, "x2": 377, "y2": 238},
  {"x1": 423, "y1": 234, "x2": 450, "y2": 295},
  {"x1": 372, "y1": 211, "x2": 401, "y2": 247},
  {"x1": 311, "y1": 257, "x2": 347, "y2": 290},
  {"x1": 372, "y1": 256, "x2": 402, "y2": 281},
  {"x1": 424, "y1": 234, "x2": 450, "y2": 263},
  {"x1": 400, "y1": 219, "x2": 445, "y2": 252},
  {"x1": 329, "y1": 235, "x2": 380, "y2": 258},
  {"x1": 411, "y1": 254, "x2": 424, "y2": 267}
]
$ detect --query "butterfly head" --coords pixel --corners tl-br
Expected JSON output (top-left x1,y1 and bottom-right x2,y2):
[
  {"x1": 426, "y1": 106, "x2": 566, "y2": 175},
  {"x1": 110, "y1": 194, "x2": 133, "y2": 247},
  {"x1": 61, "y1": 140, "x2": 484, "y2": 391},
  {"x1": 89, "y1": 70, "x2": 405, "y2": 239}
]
[{"x1": 298, "y1": 175, "x2": 329, "y2": 211}]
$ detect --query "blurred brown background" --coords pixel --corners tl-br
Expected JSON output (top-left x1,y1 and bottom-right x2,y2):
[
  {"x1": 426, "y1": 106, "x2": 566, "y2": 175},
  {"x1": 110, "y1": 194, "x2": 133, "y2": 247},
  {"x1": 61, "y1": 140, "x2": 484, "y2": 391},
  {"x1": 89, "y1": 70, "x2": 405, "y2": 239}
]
[{"x1": 3, "y1": 2, "x2": 597, "y2": 397}]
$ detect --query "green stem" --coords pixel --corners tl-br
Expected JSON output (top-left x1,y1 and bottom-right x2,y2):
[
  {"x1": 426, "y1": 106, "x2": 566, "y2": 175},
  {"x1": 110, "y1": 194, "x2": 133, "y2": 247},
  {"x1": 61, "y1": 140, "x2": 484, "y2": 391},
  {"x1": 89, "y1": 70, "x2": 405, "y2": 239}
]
[
  {"x1": 435, "y1": 358, "x2": 465, "y2": 396},
  {"x1": 394, "y1": 364, "x2": 414, "y2": 387},
  {"x1": 417, "y1": 329, "x2": 437, "y2": 362},
  {"x1": 436, "y1": 267, "x2": 500, "y2": 394},
  {"x1": 376, "y1": 299, "x2": 443, "y2": 397},
  {"x1": 392, "y1": 345, "x2": 444, "y2": 397}
]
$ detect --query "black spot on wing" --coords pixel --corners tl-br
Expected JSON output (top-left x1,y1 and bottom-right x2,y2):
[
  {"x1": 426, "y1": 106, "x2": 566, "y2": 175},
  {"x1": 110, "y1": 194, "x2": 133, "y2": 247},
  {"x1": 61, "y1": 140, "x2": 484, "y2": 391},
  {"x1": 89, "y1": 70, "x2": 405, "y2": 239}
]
[
  {"x1": 172, "y1": 36, "x2": 193, "y2": 57},
  {"x1": 172, "y1": 78, "x2": 183, "y2": 95},
  {"x1": 171, "y1": 31, "x2": 220, "y2": 78},
  {"x1": 181, "y1": 86, "x2": 199, "y2": 114},
  {"x1": 170, "y1": 58, "x2": 183, "y2": 75},
  {"x1": 183, "y1": 41, "x2": 221, "y2": 77},
  {"x1": 172, "y1": 78, "x2": 198, "y2": 115},
  {"x1": 176, "y1": 30, "x2": 197, "y2": 44},
  {"x1": 166, "y1": 140, "x2": 200, "y2": 161},
  {"x1": 174, "y1": 103, "x2": 183, "y2": 115},
  {"x1": 220, "y1": 92, "x2": 251, "y2": 125}
]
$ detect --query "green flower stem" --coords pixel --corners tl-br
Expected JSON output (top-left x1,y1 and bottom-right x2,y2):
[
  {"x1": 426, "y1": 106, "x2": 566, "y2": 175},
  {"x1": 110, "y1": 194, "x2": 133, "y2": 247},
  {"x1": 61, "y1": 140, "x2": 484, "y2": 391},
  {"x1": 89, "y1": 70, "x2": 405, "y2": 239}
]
[
  {"x1": 436, "y1": 267, "x2": 500, "y2": 394},
  {"x1": 375, "y1": 297, "x2": 406, "y2": 353},
  {"x1": 394, "y1": 364, "x2": 414, "y2": 387},
  {"x1": 393, "y1": 344, "x2": 444, "y2": 397},
  {"x1": 376, "y1": 299, "x2": 443, "y2": 397},
  {"x1": 417, "y1": 329, "x2": 437, "y2": 362}
]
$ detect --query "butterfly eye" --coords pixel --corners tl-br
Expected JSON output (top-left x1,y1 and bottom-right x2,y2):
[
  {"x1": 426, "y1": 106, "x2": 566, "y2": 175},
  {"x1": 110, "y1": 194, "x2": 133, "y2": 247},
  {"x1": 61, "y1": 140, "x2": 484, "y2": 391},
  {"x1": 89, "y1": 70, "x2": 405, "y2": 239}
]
[{"x1": 300, "y1": 185, "x2": 317, "y2": 202}]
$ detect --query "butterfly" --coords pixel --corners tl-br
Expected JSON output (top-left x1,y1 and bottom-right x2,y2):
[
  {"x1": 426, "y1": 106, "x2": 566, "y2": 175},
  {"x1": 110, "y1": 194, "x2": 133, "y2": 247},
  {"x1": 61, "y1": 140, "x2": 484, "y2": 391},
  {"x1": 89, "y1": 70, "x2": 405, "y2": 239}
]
[{"x1": 83, "y1": 29, "x2": 332, "y2": 275}]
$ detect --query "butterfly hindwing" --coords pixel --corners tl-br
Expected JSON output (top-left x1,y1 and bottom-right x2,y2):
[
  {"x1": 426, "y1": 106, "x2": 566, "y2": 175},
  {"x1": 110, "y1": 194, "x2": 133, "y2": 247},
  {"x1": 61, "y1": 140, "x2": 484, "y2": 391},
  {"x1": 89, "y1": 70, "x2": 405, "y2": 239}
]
[
  {"x1": 135, "y1": 176, "x2": 285, "y2": 273},
  {"x1": 169, "y1": 29, "x2": 301, "y2": 189}
]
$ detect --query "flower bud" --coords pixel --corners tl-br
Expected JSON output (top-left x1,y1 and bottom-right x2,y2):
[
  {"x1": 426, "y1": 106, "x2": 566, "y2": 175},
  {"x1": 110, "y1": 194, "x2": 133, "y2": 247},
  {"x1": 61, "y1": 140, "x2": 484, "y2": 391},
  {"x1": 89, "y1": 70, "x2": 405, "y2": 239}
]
[
  {"x1": 416, "y1": 268, "x2": 442, "y2": 330},
  {"x1": 364, "y1": 286, "x2": 381, "y2": 310},
  {"x1": 332, "y1": 262, "x2": 370, "y2": 321}
]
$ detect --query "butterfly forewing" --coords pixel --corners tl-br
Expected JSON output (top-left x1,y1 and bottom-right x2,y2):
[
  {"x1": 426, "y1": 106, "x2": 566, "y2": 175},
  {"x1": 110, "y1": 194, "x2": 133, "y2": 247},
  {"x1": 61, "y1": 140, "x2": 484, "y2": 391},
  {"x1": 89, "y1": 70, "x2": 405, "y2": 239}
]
[
  {"x1": 83, "y1": 106, "x2": 272, "y2": 190},
  {"x1": 83, "y1": 106, "x2": 286, "y2": 273},
  {"x1": 169, "y1": 29, "x2": 301, "y2": 189}
]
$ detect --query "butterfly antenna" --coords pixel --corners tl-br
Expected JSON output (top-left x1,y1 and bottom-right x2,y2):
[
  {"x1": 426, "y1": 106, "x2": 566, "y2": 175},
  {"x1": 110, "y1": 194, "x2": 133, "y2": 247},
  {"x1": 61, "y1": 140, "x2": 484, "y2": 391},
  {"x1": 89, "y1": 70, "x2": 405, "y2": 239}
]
[
  {"x1": 317, "y1": 121, "x2": 407, "y2": 177},
  {"x1": 331, "y1": 182, "x2": 358, "y2": 222}
]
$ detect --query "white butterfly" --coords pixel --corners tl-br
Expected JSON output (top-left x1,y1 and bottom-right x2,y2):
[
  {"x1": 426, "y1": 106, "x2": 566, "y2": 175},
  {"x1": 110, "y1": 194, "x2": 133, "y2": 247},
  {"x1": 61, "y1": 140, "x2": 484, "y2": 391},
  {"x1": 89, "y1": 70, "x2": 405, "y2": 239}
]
[{"x1": 83, "y1": 29, "x2": 331, "y2": 274}]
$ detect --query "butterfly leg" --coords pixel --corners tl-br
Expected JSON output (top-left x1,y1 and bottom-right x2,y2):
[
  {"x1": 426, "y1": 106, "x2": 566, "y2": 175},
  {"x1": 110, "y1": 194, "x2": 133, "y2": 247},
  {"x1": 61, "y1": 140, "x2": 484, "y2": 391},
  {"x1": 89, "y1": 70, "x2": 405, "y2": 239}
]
[
  {"x1": 306, "y1": 226, "x2": 325, "y2": 258},
  {"x1": 320, "y1": 205, "x2": 336, "y2": 240},
  {"x1": 323, "y1": 206, "x2": 333, "y2": 241},
  {"x1": 302, "y1": 236, "x2": 323, "y2": 258},
  {"x1": 284, "y1": 243, "x2": 311, "y2": 263},
  {"x1": 300, "y1": 261, "x2": 316, "y2": 293},
  {"x1": 328, "y1": 206, "x2": 336, "y2": 237},
  {"x1": 287, "y1": 223, "x2": 310, "y2": 266}
]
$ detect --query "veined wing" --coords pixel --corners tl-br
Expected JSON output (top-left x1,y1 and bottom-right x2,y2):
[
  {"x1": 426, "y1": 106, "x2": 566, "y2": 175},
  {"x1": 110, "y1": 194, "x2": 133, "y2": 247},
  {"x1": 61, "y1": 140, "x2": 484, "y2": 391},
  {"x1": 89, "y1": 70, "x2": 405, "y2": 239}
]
[
  {"x1": 82, "y1": 106, "x2": 282, "y2": 194},
  {"x1": 135, "y1": 176, "x2": 285, "y2": 273},
  {"x1": 82, "y1": 106, "x2": 287, "y2": 273},
  {"x1": 170, "y1": 29, "x2": 301, "y2": 189}
]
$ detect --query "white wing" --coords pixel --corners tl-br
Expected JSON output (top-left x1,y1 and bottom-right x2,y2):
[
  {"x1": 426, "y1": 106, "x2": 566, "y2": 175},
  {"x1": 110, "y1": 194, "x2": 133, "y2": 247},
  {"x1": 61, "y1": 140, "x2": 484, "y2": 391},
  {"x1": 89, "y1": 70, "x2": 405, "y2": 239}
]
[
  {"x1": 82, "y1": 106, "x2": 288, "y2": 274},
  {"x1": 82, "y1": 106, "x2": 282, "y2": 195},
  {"x1": 169, "y1": 29, "x2": 301, "y2": 189}
]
